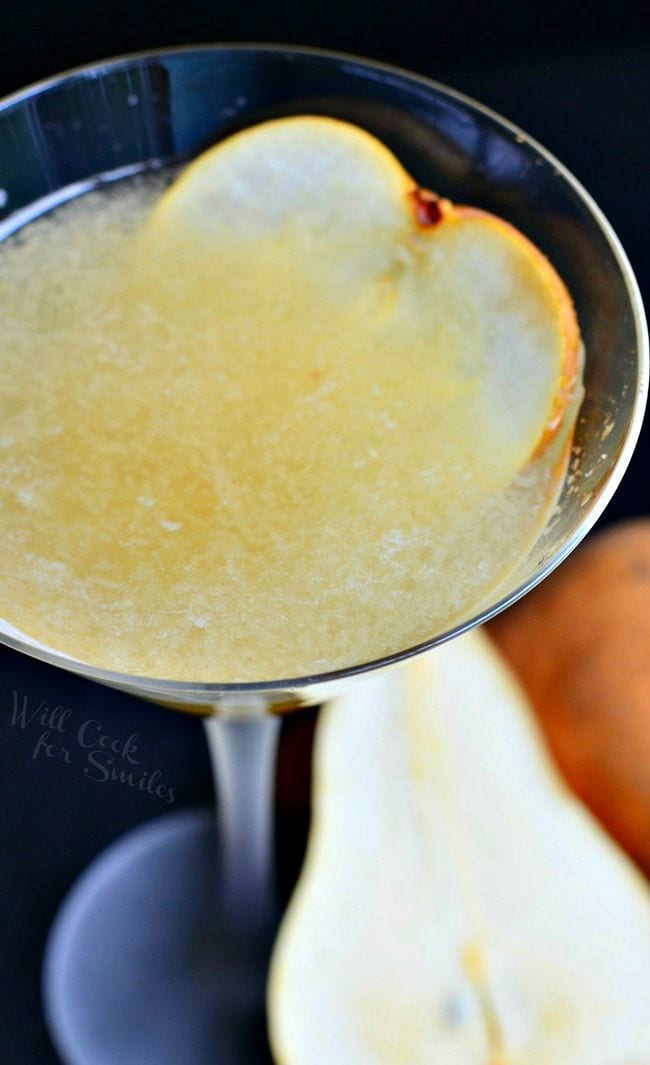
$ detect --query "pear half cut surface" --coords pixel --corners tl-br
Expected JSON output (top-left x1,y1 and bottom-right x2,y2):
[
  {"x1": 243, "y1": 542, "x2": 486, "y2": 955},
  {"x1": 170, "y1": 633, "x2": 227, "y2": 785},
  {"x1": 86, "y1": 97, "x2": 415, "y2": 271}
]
[{"x1": 268, "y1": 630, "x2": 650, "y2": 1065}]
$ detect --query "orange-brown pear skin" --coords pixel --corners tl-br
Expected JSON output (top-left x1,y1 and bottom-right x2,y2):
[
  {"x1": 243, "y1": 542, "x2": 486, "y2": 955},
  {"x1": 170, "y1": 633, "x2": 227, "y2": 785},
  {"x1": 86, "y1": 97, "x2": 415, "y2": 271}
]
[{"x1": 489, "y1": 520, "x2": 650, "y2": 877}]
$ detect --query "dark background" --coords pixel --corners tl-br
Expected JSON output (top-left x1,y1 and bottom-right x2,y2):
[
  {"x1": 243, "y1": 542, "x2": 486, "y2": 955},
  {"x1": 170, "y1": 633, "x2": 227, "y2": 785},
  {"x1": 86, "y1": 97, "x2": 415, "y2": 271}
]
[{"x1": 0, "y1": 2, "x2": 648, "y2": 1062}]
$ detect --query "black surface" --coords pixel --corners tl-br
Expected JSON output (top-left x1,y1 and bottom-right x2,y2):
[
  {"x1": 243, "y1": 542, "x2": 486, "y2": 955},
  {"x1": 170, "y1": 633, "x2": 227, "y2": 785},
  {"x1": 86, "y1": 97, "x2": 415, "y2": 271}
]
[{"x1": 0, "y1": 5, "x2": 649, "y2": 1063}]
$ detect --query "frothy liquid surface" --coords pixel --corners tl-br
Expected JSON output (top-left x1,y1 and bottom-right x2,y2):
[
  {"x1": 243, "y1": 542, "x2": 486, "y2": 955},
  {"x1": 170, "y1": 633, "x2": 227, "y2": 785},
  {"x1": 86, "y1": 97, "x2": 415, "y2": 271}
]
[{"x1": 0, "y1": 176, "x2": 570, "y2": 681}]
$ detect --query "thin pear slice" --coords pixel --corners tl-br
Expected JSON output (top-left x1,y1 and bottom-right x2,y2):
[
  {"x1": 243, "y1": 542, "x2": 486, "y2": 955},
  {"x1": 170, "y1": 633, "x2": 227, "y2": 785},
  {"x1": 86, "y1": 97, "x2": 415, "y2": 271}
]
[
  {"x1": 268, "y1": 630, "x2": 650, "y2": 1065},
  {"x1": 143, "y1": 116, "x2": 580, "y2": 487}
]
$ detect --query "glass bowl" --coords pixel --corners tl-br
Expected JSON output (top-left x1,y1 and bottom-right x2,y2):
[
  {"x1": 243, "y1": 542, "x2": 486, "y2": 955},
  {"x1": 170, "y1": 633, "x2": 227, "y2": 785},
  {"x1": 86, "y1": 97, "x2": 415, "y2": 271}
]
[{"x1": 0, "y1": 44, "x2": 646, "y2": 713}]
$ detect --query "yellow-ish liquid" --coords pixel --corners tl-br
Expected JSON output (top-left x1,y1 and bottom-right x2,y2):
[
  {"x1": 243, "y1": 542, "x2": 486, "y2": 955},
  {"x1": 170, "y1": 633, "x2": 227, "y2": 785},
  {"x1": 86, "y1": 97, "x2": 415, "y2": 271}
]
[{"x1": 0, "y1": 176, "x2": 571, "y2": 681}]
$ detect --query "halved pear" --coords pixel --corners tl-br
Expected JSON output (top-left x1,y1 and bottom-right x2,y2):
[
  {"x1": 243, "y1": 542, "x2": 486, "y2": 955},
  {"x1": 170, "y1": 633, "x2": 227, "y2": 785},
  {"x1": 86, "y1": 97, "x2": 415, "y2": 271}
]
[
  {"x1": 143, "y1": 116, "x2": 580, "y2": 487},
  {"x1": 268, "y1": 630, "x2": 650, "y2": 1064}
]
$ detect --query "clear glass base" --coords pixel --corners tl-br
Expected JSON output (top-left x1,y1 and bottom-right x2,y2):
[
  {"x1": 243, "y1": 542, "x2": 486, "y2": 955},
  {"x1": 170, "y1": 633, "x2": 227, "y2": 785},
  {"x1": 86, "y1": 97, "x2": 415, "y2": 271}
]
[{"x1": 43, "y1": 807, "x2": 278, "y2": 1065}]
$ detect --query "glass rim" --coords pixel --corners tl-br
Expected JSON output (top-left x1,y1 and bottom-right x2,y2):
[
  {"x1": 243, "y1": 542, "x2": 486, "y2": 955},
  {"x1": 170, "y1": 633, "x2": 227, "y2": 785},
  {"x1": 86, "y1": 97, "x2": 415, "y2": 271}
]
[{"x1": 0, "y1": 42, "x2": 647, "y2": 695}]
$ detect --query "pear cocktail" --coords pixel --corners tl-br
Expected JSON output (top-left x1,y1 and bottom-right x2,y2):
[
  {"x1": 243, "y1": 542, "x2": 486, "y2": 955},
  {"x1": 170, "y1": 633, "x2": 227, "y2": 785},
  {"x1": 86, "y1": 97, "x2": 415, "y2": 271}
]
[{"x1": 0, "y1": 117, "x2": 581, "y2": 685}]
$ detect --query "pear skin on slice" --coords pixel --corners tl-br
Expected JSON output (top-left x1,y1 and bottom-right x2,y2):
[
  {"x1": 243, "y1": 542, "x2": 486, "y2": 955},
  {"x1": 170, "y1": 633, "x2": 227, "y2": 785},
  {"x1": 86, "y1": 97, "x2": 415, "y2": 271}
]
[
  {"x1": 268, "y1": 630, "x2": 650, "y2": 1065},
  {"x1": 142, "y1": 116, "x2": 581, "y2": 489}
]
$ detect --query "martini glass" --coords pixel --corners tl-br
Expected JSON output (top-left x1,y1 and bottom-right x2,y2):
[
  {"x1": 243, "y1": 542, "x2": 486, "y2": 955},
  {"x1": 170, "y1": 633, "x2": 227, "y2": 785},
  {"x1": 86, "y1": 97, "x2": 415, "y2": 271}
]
[{"x1": 0, "y1": 45, "x2": 646, "y2": 1065}]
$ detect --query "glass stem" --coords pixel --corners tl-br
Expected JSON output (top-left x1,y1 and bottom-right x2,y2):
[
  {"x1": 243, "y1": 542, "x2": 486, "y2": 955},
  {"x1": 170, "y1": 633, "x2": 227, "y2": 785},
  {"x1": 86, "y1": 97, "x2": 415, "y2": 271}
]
[{"x1": 203, "y1": 711, "x2": 281, "y2": 938}]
